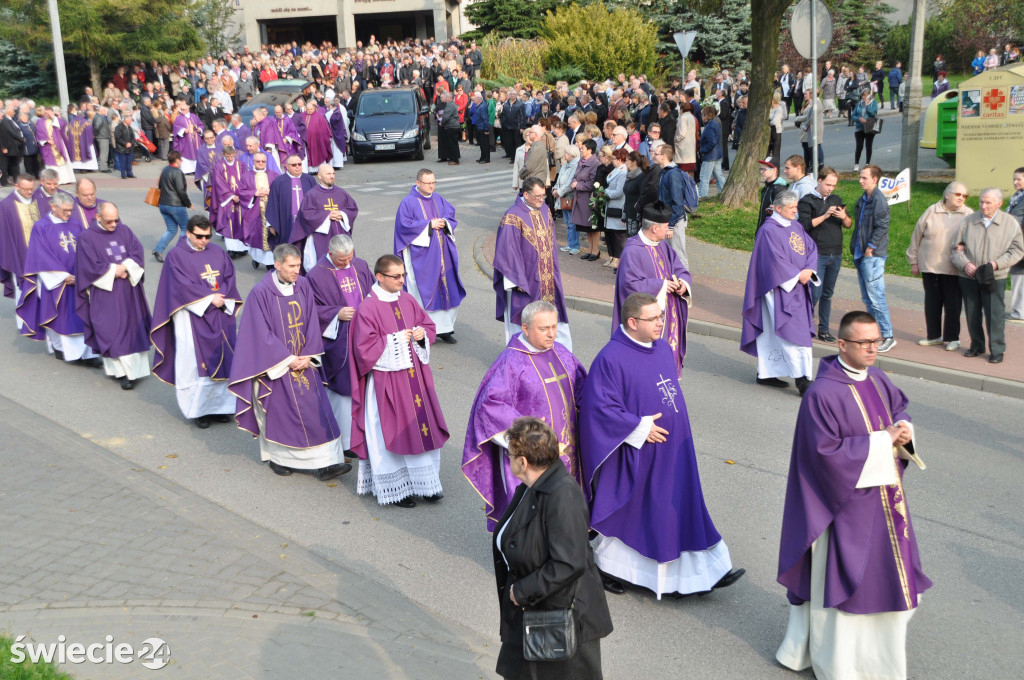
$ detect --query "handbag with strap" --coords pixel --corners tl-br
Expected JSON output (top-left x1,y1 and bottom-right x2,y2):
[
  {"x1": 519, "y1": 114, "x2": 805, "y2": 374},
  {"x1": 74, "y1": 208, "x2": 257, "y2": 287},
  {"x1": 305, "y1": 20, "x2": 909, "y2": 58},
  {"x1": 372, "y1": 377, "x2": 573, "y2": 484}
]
[
  {"x1": 559, "y1": 195, "x2": 574, "y2": 211},
  {"x1": 604, "y1": 206, "x2": 623, "y2": 219},
  {"x1": 144, "y1": 187, "x2": 161, "y2": 207},
  {"x1": 863, "y1": 116, "x2": 882, "y2": 135},
  {"x1": 522, "y1": 578, "x2": 579, "y2": 662}
]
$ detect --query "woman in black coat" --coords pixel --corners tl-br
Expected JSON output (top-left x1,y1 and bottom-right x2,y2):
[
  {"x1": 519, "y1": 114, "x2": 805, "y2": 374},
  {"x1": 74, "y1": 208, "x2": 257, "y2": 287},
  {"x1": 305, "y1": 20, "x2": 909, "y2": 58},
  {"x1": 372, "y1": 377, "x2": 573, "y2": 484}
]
[
  {"x1": 622, "y1": 150, "x2": 649, "y2": 236},
  {"x1": 492, "y1": 417, "x2": 613, "y2": 680}
]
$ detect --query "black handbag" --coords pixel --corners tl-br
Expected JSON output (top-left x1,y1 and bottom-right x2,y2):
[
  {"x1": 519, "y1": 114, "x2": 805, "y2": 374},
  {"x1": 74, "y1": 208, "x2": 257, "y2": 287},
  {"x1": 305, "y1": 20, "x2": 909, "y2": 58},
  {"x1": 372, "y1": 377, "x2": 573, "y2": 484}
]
[
  {"x1": 605, "y1": 207, "x2": 623, "y2": 219},
  {"x1": 522, "y1": 579, "x2": 579, "y2": 662},
  {"x1": 863, "y1": 116, "x2": 882, "y2": 135}
]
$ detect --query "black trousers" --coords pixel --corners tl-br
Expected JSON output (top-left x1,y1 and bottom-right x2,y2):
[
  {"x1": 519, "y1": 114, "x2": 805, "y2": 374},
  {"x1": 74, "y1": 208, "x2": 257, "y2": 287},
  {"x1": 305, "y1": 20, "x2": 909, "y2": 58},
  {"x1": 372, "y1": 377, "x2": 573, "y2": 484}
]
[
  {"x1": 768, "y1": 126, "x2": 782, "y2": 161},
  {"x1": 0, "y1": 154, "x2": 20, "y2": 186},
  {"x1": 960, "y1": 276, "x2": 1006, "y2": 355},
  {"x1": 439, "y1": 127, "x2": 460, "y2": 162},
  {"x1": 478, "y1": 129, "x2": 490, "y2": 162},
  {"x1": 605, "y1": 229, "x2": 627, "y2": 258},
  {"x1": 854, "y1": 130, "x2": 874, "y2": 164},
  {"x1": 22, "y1": 152, "x2": 42, "y2": 179},
  {"x1": 922, "y1": 272, "x2": 962, "y2": 341}
]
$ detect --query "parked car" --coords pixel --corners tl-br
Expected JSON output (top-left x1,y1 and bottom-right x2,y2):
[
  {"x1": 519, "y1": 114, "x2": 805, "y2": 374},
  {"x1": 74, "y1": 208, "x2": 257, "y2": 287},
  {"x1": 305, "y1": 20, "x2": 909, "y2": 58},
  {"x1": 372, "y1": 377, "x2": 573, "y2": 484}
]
[
  {"x1": 349, "y1": 87, "x2": 430, "y2": 163},
  {"x1": 237, "y1": 79, "x2": 315, "y2": 125}
]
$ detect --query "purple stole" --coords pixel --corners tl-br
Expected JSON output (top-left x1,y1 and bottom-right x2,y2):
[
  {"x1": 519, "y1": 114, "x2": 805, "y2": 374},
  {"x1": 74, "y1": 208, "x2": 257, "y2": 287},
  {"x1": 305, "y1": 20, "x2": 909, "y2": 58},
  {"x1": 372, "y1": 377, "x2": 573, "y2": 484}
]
[
  {"x1": 846, "y1": 377, "x2": 921, "y2": 612},
  {"x1": 67, "y1": 116, "x2": 92, "y2": 163},
  {"x1": 213, "y1": 161, "x2": 244, "y2": 239},
  {"x1": 388, "y1": 298, "x2": 436, "y2": 452},
  {"x1": 519, "y1": 346, "x2": 580, "y2": 484},
  {"x1": 643, "y1": 243, "x2": 684, "y2": 371},
  {"x1": 290, "y1": 176, "x2": 303, "y2": 215},
  {"x1": 416, "y1": 196, "x2": 453, "y2": 309},
  {"x1": 333, "y1": 267, "x2": 365, "y2": 308}
]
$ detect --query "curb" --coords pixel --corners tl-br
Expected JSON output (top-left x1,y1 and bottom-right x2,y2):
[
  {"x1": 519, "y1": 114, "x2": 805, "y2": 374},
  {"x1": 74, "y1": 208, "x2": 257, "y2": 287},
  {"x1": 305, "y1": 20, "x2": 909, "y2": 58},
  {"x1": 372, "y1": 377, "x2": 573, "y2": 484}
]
[{"x1": 472, "y1": 235, "x2": 1024, "y2": 400}]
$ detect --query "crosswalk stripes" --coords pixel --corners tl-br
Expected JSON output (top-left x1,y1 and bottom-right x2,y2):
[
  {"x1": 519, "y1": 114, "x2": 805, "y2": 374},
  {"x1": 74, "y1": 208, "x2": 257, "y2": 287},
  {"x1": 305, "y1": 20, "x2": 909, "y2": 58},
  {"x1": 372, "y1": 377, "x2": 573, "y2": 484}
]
[{"x1": 348, "y1": 170, "x2": 515, "y2": 198}]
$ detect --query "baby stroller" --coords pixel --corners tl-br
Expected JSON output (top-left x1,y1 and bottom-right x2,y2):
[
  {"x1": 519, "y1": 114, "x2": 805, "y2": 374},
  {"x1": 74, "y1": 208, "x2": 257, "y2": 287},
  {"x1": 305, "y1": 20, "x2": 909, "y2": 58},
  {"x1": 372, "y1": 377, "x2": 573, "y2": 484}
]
[{"x1": 134, "y1": 131, "x2": 156, "y2": 162}]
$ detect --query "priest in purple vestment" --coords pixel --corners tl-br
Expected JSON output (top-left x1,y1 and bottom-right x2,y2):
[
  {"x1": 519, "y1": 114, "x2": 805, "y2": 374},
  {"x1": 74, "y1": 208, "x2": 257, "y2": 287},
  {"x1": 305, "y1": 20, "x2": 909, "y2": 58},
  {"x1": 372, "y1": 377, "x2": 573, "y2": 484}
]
[
  {"x1": 66, "y1": 113, "x2": 97, "y2": 171},
  {"x1": 301, "y1": 102, "x2": 333, "y2": 169},
  {"x1": 16, "y1": 193, "x2": 99, "y2": 364},
  {"x1": 266, "y1": 105, "x2": 302, "y2": 167},
  {"x1": 151, "y1": 215, "x2": 243, "y2": 428},
  {"x1": 209, "y1": 145, "x2": 248, "y2": 257},
  {"x1": 579, "y1": 292, "x2": 745, "y2": 599},
  {"x1": 228, "y1": 244, "x2": 349, "y2": 481},
  {"x1": 775, "y1": 310, "x2": 930, "y2": 680},
  {"x1": 70, "y1": 178, "x2": 105, "y2": 230},
  {"x1": 741, "y1": 191, "x2": 820, "y2": 395},
  {"x1": 33, "y1": 170, "x2": 73, "y2": 219},
  {"x1": 612, "y1": 201, "x2": 692, "y2": 375},
  {"x1": 307, "y1": 234, "x2": 374, "y2": 453},
  {"x1": 240, "y1": 152, "x2": 281, "y2": 268},
  {"x1": 0, "y1": 175, "x2": 41, "y2": 308},
  {"x1": 229, "y1": 114, "x2": 252, "y2": 150},
  {"x1": 75, "y1": 203, "x2": 152, "y2": 389},
  {"x1": 264, "y1": 156, "x2": 316, "y2": 260},
  {"x1": 171, "y1": 100, "x2": 203, "y2": 175},
  {"x1": 349, "y1": 255, "x2": 448, "y2": 508},
  {"x1": 194, "y1": 131, "x2": 221, "y2": 216},
  {"x1": 493, "y1": 177, "x2": 572, "y2": 350},
  {"x1": 293, "y1": 164, "x2": 357, "y2": 272},
  {"x1": 462, "y1": 301, "x2": 586, "y2": 531},
  {"x1": 327, "y1": 98, "x2": 348, "y2": 168},
  {"x1": 35, "y1": 109, "x2": 75, "y2": 184},
  {"x1": 394, "y1": 170, "x2": 465, "y2": 342},
  {"x1": 240, "y1": 135, "x2": 282, "y2": 174}
]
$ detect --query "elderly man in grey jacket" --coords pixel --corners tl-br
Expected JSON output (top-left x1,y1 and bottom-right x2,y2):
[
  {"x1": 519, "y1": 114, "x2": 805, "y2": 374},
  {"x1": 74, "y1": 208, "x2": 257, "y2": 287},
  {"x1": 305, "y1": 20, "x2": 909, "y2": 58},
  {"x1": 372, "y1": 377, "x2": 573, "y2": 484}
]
[
  {"x1": 950, "y1": 187, "x2": 1024, "y2": 364},
  {"x1": 92, "y1": 107, "x2": 112, "y2": 173}
]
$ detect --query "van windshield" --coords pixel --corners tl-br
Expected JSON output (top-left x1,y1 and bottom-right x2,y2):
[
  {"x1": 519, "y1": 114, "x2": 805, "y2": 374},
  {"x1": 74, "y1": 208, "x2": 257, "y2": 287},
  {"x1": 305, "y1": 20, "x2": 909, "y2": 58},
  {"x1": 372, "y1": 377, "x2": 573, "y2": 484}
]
[{"x1": 357, "y1": 92, "x2": 415, "y2": 117}]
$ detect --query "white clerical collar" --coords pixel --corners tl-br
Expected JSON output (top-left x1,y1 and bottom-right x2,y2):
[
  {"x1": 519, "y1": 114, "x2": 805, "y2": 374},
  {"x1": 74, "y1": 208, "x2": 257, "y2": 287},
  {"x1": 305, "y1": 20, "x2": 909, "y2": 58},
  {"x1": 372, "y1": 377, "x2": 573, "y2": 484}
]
[
  {"x1": 639, "y1": 231, "x2": 658, "y2": 247},
  {"x1": 187, "y1": 240, "x2": 203, "y2": 252},
  {"x1": 416, "y1": 188, "x2": 433, "y2": 199},
  {"x1": 519, "y1": 196, "x2": 540, "y2": 212},
  {"x1": 318, "y1": 181, "x2": 331, "y2": 189},
  {"x1": 620, "y1": 325, "x2": 652, "y2": 348},
  {"x1": 371, "y1": 283, "x2": 400, "y2": 302},
  {"x1": 837, "y1": 356, "x2": 868, "y2": 382},
  {"x1": 15, "y1": 193, "x2": 31, "y2": 205},
  {"x1": 517, "y1": 335, "x2": 547, "y2": 353},
  {"x1": 273, "y1": 274, "x2": 295, "y2": 293},
  {"x1": 774, "y1": 215, "x2": 793, "y2": 227},
  {"x1": 42, "y1": 189, "x2": 56, "y2": 198},
  {"x1": 289, "y1": 173, "x2": 302, "y2": 180},
  {"x1": 48, "y1": 212, "x2": 67, "y2": 224}
]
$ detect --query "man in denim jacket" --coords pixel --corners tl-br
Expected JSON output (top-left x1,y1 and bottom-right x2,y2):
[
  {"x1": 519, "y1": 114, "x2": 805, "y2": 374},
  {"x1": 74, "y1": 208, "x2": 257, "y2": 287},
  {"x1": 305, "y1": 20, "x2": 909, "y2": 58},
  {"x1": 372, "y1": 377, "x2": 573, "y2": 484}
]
[{"x1": 852, "y1": 165, "x2": 895, "y2": 352}]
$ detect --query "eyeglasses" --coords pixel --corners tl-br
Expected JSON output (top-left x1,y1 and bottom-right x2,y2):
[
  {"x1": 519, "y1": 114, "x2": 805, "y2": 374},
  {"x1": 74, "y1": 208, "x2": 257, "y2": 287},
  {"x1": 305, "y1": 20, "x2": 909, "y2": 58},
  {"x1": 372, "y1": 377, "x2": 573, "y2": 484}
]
[
  {"x1": 841, "y1": 338, "x2": 882, "y2": 349},
  {"x1": 951, "y1": 192, "x2": 968, "y2": 198},
  {"x1": 379, "y1": 272, "x2": 405, "y2": 280},
  {"x1": 287, "y1": 162, "x2": 302, "y2": 166},
  {"x1": 191, "y1": 233, "x2": 212, "y2": 240},
  {"x1": 635, "y1": 314, "x2": 666, "y2": 324}
]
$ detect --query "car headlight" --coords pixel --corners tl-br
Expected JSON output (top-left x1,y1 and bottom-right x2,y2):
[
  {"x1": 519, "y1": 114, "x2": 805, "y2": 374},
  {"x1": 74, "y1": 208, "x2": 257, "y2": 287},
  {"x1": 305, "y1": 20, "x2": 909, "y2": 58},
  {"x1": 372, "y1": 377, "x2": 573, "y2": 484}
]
[
  {"x1": 351, "y1": 131, "x2": 366, "y2": 142},
  {"x1": 402, "y1": 128, "x2": 418, "y2": 140}
]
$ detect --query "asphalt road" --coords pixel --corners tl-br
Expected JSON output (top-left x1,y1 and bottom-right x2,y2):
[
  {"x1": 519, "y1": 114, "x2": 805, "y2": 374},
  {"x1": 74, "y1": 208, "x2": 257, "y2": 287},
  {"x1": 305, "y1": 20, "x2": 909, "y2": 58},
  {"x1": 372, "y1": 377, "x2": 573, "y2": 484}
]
[{"x1": 0, "y1": 150, "x2": 1020, "y2": 678}]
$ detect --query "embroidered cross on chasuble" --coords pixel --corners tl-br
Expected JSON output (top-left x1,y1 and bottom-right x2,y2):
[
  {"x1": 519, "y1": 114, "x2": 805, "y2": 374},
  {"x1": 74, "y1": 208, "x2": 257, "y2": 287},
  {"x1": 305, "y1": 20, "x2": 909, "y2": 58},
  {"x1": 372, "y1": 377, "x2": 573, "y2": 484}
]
[{"x1": 502, "y1": 207, "x2": 556, "y2": 304}]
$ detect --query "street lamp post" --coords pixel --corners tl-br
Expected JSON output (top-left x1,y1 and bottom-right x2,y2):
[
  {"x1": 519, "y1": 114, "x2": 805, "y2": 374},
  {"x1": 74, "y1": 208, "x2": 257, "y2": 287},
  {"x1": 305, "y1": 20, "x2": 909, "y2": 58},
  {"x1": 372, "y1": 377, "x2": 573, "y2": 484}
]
[{"x1": 47, "y1": 0, "x2": 70, "y2": 114}]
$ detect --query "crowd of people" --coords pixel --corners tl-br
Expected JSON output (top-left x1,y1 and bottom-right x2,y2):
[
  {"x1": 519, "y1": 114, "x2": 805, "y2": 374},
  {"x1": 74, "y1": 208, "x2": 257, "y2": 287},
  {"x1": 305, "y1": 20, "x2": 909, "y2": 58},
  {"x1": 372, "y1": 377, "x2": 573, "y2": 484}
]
[{"x1": 0, "y1": 34, "x2": 1021, "y2": 680}]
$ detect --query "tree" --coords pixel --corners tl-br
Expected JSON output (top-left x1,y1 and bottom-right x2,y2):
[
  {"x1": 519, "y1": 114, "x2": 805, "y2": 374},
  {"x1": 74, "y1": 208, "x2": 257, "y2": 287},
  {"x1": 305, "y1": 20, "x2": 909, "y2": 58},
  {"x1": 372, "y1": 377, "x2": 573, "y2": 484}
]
[
  {"x1": 462, "y1": 0, "x2": 559, "y2": 40},
  {"x1": 640, "y1": 0, "x2": 752, "y2": 69},
  {"x1": 188, "y1": 0, "x2": 243, "y2": 57},
  {"x1": 0, "y1": 0, "x2": 204, "y2": 93},
  {"x1": 540, "y1": 3, "x2": 657, "y2": 80}
]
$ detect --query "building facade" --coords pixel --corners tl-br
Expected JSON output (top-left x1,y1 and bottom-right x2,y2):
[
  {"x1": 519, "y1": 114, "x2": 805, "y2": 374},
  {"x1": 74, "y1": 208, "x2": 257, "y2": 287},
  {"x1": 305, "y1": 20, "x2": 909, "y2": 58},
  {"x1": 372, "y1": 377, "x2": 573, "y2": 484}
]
[{"x1": 237, "y1": 0, "x2": 466, "y2": 50}]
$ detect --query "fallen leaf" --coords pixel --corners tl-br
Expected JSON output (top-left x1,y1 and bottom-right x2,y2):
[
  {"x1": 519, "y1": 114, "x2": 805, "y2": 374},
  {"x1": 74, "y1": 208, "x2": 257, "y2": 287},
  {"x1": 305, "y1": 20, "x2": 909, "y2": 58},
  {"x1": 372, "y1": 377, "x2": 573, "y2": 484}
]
[
  {"x1": 158, "y1": 465, "x2": 167, "y2": 469},
  {"x1": 166, "y1": 454, "x2": 178, "y2": 459},
  {"x1": 327, "y1": 483, "x2": 337, "y2": 488},
  {"x1": 725, "y1": 460, "x2": 736, "y2": 465}
]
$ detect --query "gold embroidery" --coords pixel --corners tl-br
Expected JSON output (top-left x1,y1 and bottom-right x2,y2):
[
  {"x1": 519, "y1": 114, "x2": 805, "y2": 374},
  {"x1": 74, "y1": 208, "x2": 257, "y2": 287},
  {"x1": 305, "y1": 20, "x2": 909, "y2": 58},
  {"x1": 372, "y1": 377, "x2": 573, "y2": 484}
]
[
  {"x1": 501, "y1": 209, "x2": 556, "y2": 303},
  {"x1": 789, "y1": 231, "x2": 806, "y2": 255}
]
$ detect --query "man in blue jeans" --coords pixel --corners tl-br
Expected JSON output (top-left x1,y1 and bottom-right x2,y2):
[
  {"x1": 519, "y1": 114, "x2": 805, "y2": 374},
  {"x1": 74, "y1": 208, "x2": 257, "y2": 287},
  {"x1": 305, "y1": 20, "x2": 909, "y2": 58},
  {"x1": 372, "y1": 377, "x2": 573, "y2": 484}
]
[
  {"x1": 852, "y1": 164, "x2": 895, "y2": 352},
  {"x1": 153, "y1": 151, "x2": 193, "y2": 262},
  {"x1": 798, "y1": 166, "x2": 851, "y2": 342}
]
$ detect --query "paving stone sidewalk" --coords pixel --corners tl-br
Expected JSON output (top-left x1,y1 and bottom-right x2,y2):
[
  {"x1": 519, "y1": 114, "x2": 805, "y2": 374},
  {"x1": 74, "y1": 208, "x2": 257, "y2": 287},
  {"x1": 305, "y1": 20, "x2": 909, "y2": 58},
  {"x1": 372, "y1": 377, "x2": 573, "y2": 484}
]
[{"x1": 0, "y1": 396, "x2": 495, "y2": 679}]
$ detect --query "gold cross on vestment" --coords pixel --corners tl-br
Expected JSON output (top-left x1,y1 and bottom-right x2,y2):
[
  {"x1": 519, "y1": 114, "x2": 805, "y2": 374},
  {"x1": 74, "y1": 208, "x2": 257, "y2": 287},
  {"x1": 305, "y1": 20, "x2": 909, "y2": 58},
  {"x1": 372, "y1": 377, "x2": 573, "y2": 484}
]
[
  {"x1": 408, "y1": 367, "x2": 415, "y2": 378},
  {"x1": 200, "y1": 263, "x2": 220, "y2": 286},
  {"x1": 414, "y1": 394, "x2": 422, "y2": 408},
  {"x1": 58, "y1": 231, "x2": 76, "y2": 253},
  {"x1": 543, "y1": 362, "x2": 570, "y2": 408},
  {"x1": 394, "y1": 307, "x2": 402, "y2": 320},
  {"x1": 420, "y1": 423, "x2": 430, "y2": 437},
  {"x1": 323, "y1": 198, "x2": 339, "y2": 211},
  {"x1": 338, "y1": 276, "x2": 357, "y2": 293}
]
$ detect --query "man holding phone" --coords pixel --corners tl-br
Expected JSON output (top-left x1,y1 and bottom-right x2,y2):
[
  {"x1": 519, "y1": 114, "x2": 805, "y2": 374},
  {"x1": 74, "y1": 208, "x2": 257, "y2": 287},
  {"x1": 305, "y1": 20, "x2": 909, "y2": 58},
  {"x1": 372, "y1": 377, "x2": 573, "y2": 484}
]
[{"x1": 798, "y1": 166, "x2": 851, "y2": 342}]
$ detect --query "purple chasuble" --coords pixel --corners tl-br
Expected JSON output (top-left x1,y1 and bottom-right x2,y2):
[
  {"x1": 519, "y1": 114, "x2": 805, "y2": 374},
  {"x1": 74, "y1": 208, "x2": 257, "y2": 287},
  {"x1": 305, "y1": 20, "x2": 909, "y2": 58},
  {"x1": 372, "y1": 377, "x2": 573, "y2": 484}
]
[
  {"x1": 579, "y1": 328, "x2": 723, "y2": 562},
  {"x1": 273, "y1": 115, "x2": 302, "y2": 162},
  {"x1": 151, "y1": 239, "x2": 242, "y2": 385},
  {"x1": 462, "y1": 333, "x2": 587, "y2": 530},
  {"x1": 293, "y1": 184, "x2": 358, "y2": 262},
  {"x1": 612, "y1": 235, "x2": 692, "y2": 373},
  {"x1": 265, "y1": 172, "x2": 316, "y2": 247},
  {"x1": 349, "y1": 289, "x2": 449, "y2": 458},
  {"x1": 0, "y1": 193, "x2": 41, "y2": 298},
  {"x1": 66, "y1": 116, "x2": 95, "y2": 164},
  {"x1": 492, "y1": 199, "x2": 568, "y2": 324},
  {"x1": 172, "y1": 113, "x2": 203, "y2": 162},
  {"x1": 35, "y1": 118, "x2": 71, "y2": 167},
  {"x1": 71, "y1": 198, "x2": 105, "y2": 231},
  {"x1": 302, "y1": 111, "x2": 333, "y2": 167},
  {"x1": 328, "y1": 107, "x2": 348, "y2": 150},
  {"x1": 778, "y1": 356, "x2": 931, "y2": 614},
  {"x1": 33, "y1": 188, "x2": 73, "y2": 222},
  {"x1": 240, "y1": 168, "x2": 281, "y2": 250},
  {"x1": 290, "y1": 112, "x2": 307, "y2": 160},
  {"x1": 307, "y1": 254, "x2": 373, "y2": 396},
  {"x1": 75, "y1": 222, "x2": 152, "y2": 357},
  {"x1": 16, "y1": 216, "x2": 84, "y2": 340},
  {"x1": 740, "y1": 215, "x2": 818, "y2": 355},
  {"x1": 394, "y1": 187, "x2": 466, "y2": 311},
  {"x1": 210, "y1": 159, "x2": 245, "y2": 240},
  {"x1": 228, "y1": 272, "x2": 340, "y2": 449},
  {"x1": 230, "y1": 124, "x2": 252, "y2": 150}
]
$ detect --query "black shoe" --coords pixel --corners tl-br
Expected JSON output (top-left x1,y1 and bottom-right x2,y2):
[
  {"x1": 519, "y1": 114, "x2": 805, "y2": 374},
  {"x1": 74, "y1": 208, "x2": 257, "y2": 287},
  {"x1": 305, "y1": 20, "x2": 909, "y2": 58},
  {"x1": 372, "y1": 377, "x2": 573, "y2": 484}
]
[
  {"x1": 53, "y1": 350, "x2": 65, "y2": 361},
  {"x1": 964, "y1": 348, "x2": 984, "y2": 358},
  {"x1": 601, "y1": 574, "x2": 626, "y2": 594},
  {"x1": 989, "y1": 354, "x2": 1004, "y2": 364},
  {"x1": 314, "y1": 463, "x2": 352, "y2": 481},
  {"x1": 395, "y1": 497, "x2": 417, "y2": 508},
  {"x1": 269, "y1": 461, "x2": 293, "y2": 476},
  {"x1": 81, "y1": 357, "x2": 103, "y2": 368},
  {"x1": 120, "y1": 377, "x2": 134, "y2": 390},
  {"x1": 100, "y1": 169, "x2": 112, "y2": 173},
  {"x1": 756, "y1": 377, "x2": 789, "y2": 388},
  {"x1": 711, "y1": 568, "x2": 746, "y2": 591},
  {"x1": 153, "y1": 250, "x2": 164, "y2": 263},
  {"x1": 818, "y1": 332, "x2": 837, "y2": 343},
  {"x1": 196, "y1": 415, "x2": 211, "y2": 429},
  {"x1": 421, "y1": 493, "x2": 444, "y2": 502},
  {"x1": 436, "y1": 158, "x2": 447, "y2": 163},
  {"x1": 212, "y1": 414, "x2": 232, "y2": 423},
  {"x1": 344, "y1": 449, "x2": 357, "y2": 461},
  {"x1": 437, "y1": 332, "x2": 457, "y2": 344},
  {"x1": 795, "y1": 376, "x2": 812, "y2": 396}
]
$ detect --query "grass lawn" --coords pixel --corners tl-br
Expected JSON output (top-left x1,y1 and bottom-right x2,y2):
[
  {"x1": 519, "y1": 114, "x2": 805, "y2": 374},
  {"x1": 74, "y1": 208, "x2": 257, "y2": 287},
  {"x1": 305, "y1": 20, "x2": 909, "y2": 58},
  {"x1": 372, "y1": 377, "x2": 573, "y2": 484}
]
[
  {"x1": 693, "y1": 180, "x2": 980, "y2": 279},
  {"x1": 0, "y1": 635, "x2": 75, "y2": 680}
]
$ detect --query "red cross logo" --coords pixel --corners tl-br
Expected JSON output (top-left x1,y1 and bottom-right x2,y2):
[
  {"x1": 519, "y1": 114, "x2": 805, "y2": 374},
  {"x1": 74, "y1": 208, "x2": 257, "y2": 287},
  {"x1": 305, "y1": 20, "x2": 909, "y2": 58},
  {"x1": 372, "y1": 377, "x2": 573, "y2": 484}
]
[{"x1": 983, "y1": 88, "x2": 1006, "y2": 111}]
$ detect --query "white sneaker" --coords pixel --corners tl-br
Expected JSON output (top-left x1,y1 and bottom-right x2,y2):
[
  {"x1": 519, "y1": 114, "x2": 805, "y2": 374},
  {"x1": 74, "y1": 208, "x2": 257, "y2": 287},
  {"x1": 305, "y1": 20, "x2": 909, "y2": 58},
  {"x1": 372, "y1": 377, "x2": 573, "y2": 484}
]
[
  {"x1": 917, "y1": 338, "x2": 944, "y2": 346},
  {"x1": 853, "y1": 164, "x2": 859, "y2": 172},
  {"x1": 878, "y1": 337, "x2": 896, "y2": 353},
  {"x1": 945, "y1": 341, "x2": 960, "y2": 351},
  {"x1": 560, "y1": 245, "x2": 572, "y2": 252}
]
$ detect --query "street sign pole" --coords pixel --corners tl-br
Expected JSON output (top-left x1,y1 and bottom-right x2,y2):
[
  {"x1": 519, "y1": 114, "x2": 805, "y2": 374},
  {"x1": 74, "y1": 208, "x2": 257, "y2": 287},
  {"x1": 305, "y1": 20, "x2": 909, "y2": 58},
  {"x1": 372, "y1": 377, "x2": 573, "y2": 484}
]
[
  {"x1": 811, "y1": 0, "x2": 818, "y2": 174},
  {"x1": 47, "y1": 0, "x2": 69, "y2": 115},
  {"x1": 791, "y1": 0, "x2": 833, "y2": 175}
]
